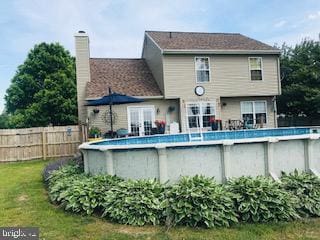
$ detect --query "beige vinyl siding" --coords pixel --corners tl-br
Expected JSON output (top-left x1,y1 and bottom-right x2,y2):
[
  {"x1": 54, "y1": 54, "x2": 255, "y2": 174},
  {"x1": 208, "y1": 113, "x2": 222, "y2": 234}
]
[
  {"x1": 142, "y1": 35, "x2": 165, "y2": 94},
  {"x1": 163, "y1": 55, "x2": 280, "y2": 99},
  {"x1": 87, "y1": 99, "x2": 179, "y2": 133},
  {"x1": 220, "y1": 97, "x2": 276, "y2": 128},
  {"x1": 75, "y1": 35, "x2": 91, "y2": 124}
]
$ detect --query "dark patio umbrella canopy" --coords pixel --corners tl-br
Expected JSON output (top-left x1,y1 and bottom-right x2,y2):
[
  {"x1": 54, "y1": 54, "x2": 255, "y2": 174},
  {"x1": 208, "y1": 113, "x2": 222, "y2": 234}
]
[
  {"x1": 86, "y1": 93, "x2": 144, "y2": 106},
  {"x1": 86, "y1": 88, "x2": 144, "y2": 137}
]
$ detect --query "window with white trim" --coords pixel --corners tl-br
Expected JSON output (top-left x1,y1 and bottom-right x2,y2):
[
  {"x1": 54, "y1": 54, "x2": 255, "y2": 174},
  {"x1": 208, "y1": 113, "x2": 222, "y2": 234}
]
[
  {"x1": 249, "y1": 57, "x2": 263, "y2": 80},
  {"x1": 186, "y1": 102, "x2": 215, "y2": 128},
  {"x1": 241, "y1": 101, "x2": 267, "y2": 125},
  {"x1": 195, "y1": 57, "x2": 210, "y2": 83}
]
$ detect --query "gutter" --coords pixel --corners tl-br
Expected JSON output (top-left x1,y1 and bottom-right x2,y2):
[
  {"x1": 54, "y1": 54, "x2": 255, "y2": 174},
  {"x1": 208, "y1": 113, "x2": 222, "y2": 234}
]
[
  {"x1": 85, "y1": 95, "x2": 164, "y2": 101},
  {"x1": 162, "y1": 49, "x2": 281, "y2": 55}
]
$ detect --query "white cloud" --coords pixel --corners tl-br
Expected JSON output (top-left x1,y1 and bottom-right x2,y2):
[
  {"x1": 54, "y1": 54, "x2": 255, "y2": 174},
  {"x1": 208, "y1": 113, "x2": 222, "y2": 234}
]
[
  {"x1": 266, "y1": 30, "x2": 320, "y2": 47},
  {"x1": 274, "y1": 20, "x2": 287, "y2": 28},
  {"x1": 12, "y1": 0, "x2": 207, "y2": 58},
  {"x1": 307, "y1": 10, "x2": 320, "y2": 20},
  {"x1": 266, "y1": 10, "x2": 320, "y2": 46}
]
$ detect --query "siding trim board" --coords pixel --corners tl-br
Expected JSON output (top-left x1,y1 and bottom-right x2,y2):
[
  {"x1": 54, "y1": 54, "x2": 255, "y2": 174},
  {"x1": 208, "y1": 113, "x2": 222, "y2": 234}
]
[
  {"x1": 142, "y1": 34, "x2": 165, "y2": 95},
  {"x1": 277, "y1": 58, "x2": 281, "y2": 95},
  {"x1": 145, "y1": 33, "x2": 164, "y2": 53}
]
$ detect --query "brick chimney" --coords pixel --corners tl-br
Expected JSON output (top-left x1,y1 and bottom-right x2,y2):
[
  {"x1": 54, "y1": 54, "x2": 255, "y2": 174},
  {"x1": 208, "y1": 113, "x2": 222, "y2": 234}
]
[{"x1": 74, "y1": 31, "x2": 90, "y2": 124}]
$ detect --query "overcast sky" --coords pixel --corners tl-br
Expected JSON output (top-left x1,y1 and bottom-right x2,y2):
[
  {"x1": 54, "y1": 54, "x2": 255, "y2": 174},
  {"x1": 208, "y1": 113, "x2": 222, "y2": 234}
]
[{"x1": 1, "y1": 0, "x2": 320, "y2": 113}]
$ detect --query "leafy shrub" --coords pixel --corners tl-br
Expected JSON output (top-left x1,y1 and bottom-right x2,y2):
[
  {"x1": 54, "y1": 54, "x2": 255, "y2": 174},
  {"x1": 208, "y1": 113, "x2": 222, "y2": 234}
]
[
  {"x1": 43, "y1": 158, "x2": 76, "y2": 184},
  {"x1": 59, "y1": 175, "x2": 123, "y2": 215},
  {"x1": 281, "y1": 170, "x2": 320, "y2": 217},
  {"x1": 166, "y1": 175, "x2": 238, "y2": 228},
  {"x1": 227, "y1": 176, "x2": 299, "y2": 223},
  {"x1": 48, "y1": 164, "x2": 320, "y2": 228},
  {"x1": 47, "y1": 164, "x2": 82, "y2": 186},
  {"x1": 48, "y1": 174, "x2": 79, "y2": 204},
  {"x1": 48, "y1": 165, "x2": 122, "y2": 215},
  {"x1": 47, "y1": 164, "x2": 83, "y2": 202},
  {"x1": 101, "y1": 179, "x2": 166, "y2": 226}
]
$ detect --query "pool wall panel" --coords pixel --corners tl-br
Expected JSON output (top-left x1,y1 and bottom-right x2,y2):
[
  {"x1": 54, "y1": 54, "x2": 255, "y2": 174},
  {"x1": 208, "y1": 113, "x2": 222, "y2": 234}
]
[
  {"x1": 82, "y1": 135, "x2": 320, "y2": 182},
  {"x1": 87, "y1": 150, "x2": 107, "y2": 175},
  {"x1": 113, "y1": 149, "x2": 159, "y2": 180},
  {"x1": 273, "y1": 140, "x2": 306, "y2": 176},
  {"x1": 228, "y1": 143, "x2": 266, "y2": 178},
  {"x1": 166, "y1": 146, "x2": 222, "y2": 182}
]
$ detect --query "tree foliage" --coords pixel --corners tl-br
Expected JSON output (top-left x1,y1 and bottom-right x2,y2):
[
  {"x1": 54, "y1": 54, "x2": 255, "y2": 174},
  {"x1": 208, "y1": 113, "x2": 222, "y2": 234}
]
[
  {"x1": 5, "y1": 42, "x2": 77, "y2": 128},
  {"x1": 0, "y1": 112, "x2": 9, "y2": 129},
  {"x1": 278, "y1": 39, "x2": 320, "y2": 117}
]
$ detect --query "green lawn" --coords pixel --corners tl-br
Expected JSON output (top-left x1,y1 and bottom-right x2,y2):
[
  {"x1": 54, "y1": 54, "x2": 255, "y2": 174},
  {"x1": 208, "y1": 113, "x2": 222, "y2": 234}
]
[{"x1": 1, "y1": 160, "x2": 320, "y2": 240}]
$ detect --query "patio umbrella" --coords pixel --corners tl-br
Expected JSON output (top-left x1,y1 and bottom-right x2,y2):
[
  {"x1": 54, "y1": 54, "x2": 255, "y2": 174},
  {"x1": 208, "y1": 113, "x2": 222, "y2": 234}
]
[{"x1": 86, "y1": 88, "x2": 144, "y2": 137}]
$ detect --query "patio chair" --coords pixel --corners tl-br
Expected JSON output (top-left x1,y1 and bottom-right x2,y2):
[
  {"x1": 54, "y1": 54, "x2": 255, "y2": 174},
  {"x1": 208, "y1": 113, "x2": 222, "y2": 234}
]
[
  {"x1": 243, "y1": 120, "x2": 254, "y2": 129},
  {"x1": 116, "y1": 128, "x2": 129, "y2": 138}
]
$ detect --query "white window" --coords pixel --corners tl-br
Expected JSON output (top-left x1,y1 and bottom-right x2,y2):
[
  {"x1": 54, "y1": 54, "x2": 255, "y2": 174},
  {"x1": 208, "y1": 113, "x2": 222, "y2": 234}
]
[
  {"x1": 186, "y1": 102, "x2": 215, "y2": 128},
  {"x1": 241, "y1": 101, "x2": 267, "y2": 125},
  {"x1": 195, "y1": 57, "x2": 210, "y2": 83},
  {"x1": 249, "y1": 57, "x2": 263, "y2": 80}
]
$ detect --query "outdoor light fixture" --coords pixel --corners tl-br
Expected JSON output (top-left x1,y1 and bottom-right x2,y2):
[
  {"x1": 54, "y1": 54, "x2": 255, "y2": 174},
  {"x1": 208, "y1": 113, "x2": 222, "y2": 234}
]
[{"x1": 168, "y1": 106, "x2": 175, "y2": 113}]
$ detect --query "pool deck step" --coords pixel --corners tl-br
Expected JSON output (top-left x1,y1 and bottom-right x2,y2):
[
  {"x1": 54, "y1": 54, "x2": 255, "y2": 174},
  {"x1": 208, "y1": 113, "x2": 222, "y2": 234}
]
[{"x1": 189, "y1": 133, "x2": 204, "y2": 142}]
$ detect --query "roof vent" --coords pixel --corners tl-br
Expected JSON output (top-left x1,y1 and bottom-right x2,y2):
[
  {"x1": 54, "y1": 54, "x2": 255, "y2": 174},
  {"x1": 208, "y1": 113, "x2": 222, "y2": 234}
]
[{"x1": 78, "y1": 30, "x2": 86, "y2": 33}]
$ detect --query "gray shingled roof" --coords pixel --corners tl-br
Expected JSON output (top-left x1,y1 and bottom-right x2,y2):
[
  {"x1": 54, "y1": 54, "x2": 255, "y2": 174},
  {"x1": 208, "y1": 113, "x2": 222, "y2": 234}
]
[
  {"x1": 146, "y1": 31, "x2": 278, "y2": 51},
  {"x1": 87, "y1": 58, "x2": 162, "y2": 98}
]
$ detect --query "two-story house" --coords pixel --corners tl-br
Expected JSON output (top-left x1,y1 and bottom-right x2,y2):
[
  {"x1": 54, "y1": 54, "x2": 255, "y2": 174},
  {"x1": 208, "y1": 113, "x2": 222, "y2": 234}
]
[{"x1": 74, "y1": 30, "x2": 281, "y2": 136}]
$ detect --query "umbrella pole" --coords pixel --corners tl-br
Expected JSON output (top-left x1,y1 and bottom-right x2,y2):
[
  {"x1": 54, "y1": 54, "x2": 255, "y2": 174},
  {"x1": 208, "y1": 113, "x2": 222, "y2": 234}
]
[
  {"x1": 110, "y1": 104, "x2": 113, "y2": 138},
  {"x1": 108, "y1": 87, "x2": 114, "y2": 138}
]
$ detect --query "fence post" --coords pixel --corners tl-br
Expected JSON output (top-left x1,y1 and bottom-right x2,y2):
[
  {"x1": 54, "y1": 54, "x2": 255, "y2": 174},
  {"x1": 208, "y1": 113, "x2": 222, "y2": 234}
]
[
  {"x1": 80, "y1": 124, "x2": 88, "y2": 143},
  {"x1": 42, "y1": 130, "x2": 47, "y2": 160},
  {"x1": 15, "y1": 132, "x2": 19, "y2": 161}
]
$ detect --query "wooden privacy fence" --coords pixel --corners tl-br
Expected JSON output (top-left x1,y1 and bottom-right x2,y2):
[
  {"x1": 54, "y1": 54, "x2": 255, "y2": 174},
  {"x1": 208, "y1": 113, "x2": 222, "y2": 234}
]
[{"x1": 0, "y1": 125, "x2": 87, "y2": 162}]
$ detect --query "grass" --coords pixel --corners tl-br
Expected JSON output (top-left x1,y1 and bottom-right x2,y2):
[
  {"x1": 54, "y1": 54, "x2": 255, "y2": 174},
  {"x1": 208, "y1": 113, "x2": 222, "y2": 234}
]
[{"x1": 1, "y1": 160, "x2": 320, "y2": 240}]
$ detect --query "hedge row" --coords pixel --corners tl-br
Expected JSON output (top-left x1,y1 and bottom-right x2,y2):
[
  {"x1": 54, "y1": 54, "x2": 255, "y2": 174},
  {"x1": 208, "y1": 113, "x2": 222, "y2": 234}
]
[{"x1": 47, "y1": 164, "x2": 320, "y2": 227}]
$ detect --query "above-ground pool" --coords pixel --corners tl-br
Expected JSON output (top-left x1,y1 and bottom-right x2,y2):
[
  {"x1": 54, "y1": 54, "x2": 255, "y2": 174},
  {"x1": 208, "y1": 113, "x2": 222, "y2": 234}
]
[
  {"x1": 79, "y1": 127, "x2": 320, "y2": 183},
  {"x1": 89, "y1": 127, "x2": 311, "y2": 147}
]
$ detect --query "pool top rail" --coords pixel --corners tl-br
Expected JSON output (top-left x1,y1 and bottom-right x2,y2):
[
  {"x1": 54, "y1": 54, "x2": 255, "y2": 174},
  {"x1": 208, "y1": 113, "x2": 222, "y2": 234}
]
[{"x1": 79, "y1": 127, "x2": 320, "y2": 151}]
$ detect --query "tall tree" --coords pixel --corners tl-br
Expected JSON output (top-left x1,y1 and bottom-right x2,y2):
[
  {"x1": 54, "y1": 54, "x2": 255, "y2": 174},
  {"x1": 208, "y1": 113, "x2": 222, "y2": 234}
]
[
  {"x1": 5, "y1": 42, "x2": 77, "y2": 128},
  {"x1": 0, "y1": 113, "x2": 9, "y2": 129},
  {"x1": 278, "y1": 40, "x2": 320, "y2": 117}
]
